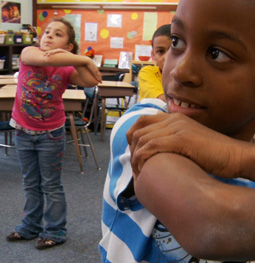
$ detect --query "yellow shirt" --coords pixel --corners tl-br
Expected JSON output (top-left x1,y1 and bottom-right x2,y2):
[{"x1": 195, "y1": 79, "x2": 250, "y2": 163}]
[{"x1": 138, "y1": 65, "x2": 163, "y2": 101}]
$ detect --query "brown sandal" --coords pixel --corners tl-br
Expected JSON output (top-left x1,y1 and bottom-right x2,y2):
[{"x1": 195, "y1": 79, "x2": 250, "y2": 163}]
[
  {"x1": 35, "y1": 238, "x2": 61, "y2": 250},
  {"x1": 6, "y1": 232, "x2": 26, "y2": 241}
]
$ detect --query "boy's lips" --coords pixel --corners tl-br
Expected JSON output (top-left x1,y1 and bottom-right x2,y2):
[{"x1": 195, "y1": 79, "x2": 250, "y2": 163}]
[
  {"x1": 172, "y1": 98, "x2": 201, "y2": 109},
  {"x1": 167, "y1": 96, "x2": 205, "y2": 115}
]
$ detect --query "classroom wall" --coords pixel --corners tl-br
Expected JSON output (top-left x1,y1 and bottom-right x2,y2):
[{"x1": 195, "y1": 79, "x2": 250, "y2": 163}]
[
  {"x1": 36, "y1": 9, "x2": 174, "y2": 62},
  {"x1": 0, "y1": 0, "x2": 33, "y2": 31}
]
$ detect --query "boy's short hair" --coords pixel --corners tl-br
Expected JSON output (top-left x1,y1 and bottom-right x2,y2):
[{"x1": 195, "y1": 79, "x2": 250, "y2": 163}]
[{"x1": 152, "y1": 24, "x2": 171, "y2": 47}]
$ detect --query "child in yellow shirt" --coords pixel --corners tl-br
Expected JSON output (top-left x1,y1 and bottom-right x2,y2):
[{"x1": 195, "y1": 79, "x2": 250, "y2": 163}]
[{"x1": 138, "y1": 24, "x2": 171, "y2": 102}]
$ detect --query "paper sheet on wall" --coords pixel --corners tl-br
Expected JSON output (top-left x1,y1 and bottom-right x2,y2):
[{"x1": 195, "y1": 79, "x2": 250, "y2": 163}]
[
  {"x1": 85, "y1": 22, "x2": 98, "y2": 42},
  {"x1": 143, "y1": 12, "x2": 157, "y2": 41},
  {"x1": 107, "y1": 14, "x2": 122, "y2": 28},
  {"x1": 64, "y1": 14, "x2": 81, "y2": 49},
  {"x1": 135, "y1": 45, "x2": 152, "y2": 60},
  {"x1": 110, "y1": 37, "x2": 124, "y2": 49}
]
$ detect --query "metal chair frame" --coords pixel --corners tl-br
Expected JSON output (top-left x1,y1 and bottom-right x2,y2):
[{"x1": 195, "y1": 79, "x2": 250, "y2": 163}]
[
  {"x1": 0, "y1": 120, "x2": 15, "y2": 155},
  {"x1": 66, "y1": 86, "x2": 101, "y2": 171}
]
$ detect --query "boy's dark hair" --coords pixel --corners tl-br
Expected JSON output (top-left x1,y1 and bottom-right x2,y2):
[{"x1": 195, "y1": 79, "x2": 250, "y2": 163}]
[
  {"x1": 52, "y1": 17, "x2": 79, "y2": 54},
  {"x1": 152, "y1": 24, "x2": 171, "y2": 47}
]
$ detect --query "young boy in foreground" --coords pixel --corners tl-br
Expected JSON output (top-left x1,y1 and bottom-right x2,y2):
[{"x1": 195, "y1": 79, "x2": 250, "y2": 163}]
[{"x1": 99, "y1": 0, "x2": 255, "y2": 262}]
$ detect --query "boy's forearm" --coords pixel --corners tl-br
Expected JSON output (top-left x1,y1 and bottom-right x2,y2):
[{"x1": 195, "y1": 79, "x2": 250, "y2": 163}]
[
  {"x1": 135, "y1": 152, "x2": 255, "y2": 261},
  {"x1": 240, "y1": 142, "x2": 255, "y2": 181}
]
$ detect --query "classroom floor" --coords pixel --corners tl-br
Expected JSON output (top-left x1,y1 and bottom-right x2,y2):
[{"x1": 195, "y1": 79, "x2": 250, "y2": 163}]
[{"x1": 0, "y1": 129, "x2": 111, "y2": 263}]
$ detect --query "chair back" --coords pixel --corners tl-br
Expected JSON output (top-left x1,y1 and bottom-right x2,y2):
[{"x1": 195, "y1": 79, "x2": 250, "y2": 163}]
[{"x1": 82, "y1": 86, "x2": 98, "y2": 128}]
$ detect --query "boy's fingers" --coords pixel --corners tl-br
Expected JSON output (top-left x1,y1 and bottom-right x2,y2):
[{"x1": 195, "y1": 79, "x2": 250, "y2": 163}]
[{"x1": 127, "y1": 115, "x2": 159, "y2": 145}]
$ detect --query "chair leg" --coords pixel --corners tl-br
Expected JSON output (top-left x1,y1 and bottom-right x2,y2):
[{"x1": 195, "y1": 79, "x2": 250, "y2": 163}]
[
  {"x1": 100, "y1": 98, "x2": 106, "y2": 141},
  {"x1": 85, "y1": 127, "x2": 101, "y2": 170},
  {"x1": 4, "y1": 132, "x2": 8, "y2": 155},
  {"x1": 79, "y1": 128, "x2": 89, "y2": 158},
  {"x1": 68, "y1": 113, "x2": 84, "y2": 174},
  {"x1": 95, "y1": 107, "x2": 101, "y2": 136}
]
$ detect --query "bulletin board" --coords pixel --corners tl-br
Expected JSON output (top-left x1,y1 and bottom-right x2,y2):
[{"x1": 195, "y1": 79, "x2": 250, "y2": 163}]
[
  {"x1": 37, "y1": 0, "x2": 178, "y2": 3},
  {"x1": 36, "y1": 9, "x2": 175, "y2": 64}
]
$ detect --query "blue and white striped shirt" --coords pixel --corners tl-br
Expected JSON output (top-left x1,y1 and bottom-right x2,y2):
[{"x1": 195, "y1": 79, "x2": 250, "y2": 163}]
[{"x1": 99, "y1": 99, "x2": 255, "y2": 263}]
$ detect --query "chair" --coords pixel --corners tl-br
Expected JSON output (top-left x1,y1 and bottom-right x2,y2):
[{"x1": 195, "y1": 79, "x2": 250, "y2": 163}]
[
  {"x1": 0, "y1": 121, "x2": 15, "y2": 155},
  {"x1": 95, "y1": 97, "x2": 127, "y2": 140},
  {"x1": 95, "y1": 73, "x2": 131, "y2": 140},
  {"x1": 65, "y1": 86, "x2": 101, "y2": 171}
]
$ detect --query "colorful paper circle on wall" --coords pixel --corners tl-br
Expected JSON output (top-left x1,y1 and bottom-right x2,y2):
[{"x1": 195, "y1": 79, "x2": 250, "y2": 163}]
[
  {"x1": 127, "y1": 31, "x2": 137, "y2": 39},
  {"x1": 37, "y1": 27, "x2": 42, "y2": 36},
  {"x1": 42, "y1": 11, "x2": 48, "y2": 18},
  {"x1": 64, "y1": 10, "x2": 72, "y2": 14},
  {"x1": 131, "y1": 12, "x2": 138, "y2": 20},
  {"x1": 100, "y1": 29, "x2": 109, "y2": 39},
  {"x1": 98, "y1": 10, "x2": 104, "y2": 14},
  {"x1": 38, "y1": 13, "x2": 45, "y2": 21}
]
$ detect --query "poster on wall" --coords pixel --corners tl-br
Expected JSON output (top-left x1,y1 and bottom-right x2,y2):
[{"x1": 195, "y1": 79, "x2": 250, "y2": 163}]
[
  {"x1": 1, "y1": 1, "x2": 21, "y2": 23},
  {"x1": 37, "y1": 0, "x2": 179, "y2": 3}
]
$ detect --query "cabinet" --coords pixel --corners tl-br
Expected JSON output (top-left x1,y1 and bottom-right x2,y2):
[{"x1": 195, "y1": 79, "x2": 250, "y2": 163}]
[{"x1": 0, "y1": 44, "x2": 30, "y2": 75}]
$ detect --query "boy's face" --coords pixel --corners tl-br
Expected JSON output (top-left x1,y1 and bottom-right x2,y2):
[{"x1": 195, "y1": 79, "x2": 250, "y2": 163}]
[
  {"x1": 152, "y1": 35, "x2": 172, "y2": 71},
  {"x1": 163, "y1": 0, "x2": 255, "y2": 140}
]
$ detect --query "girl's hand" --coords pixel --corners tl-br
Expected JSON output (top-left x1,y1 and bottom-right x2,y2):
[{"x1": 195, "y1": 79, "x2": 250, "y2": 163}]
[
  {"x1": 127, "y1": 112, "x2": 249, "y2": 180},
  {"x1": 43, "y1": 48, "x2": 70, "y2": 57}
]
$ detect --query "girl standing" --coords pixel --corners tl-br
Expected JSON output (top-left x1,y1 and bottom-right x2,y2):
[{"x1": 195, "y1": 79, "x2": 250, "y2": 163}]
[{"x1": 6, "y1": 17, "x2": 101, "y2": 249}]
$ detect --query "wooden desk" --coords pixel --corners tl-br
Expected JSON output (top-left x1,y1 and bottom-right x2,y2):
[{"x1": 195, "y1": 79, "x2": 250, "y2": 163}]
[
  {"x1": 0, "y1": 85, "x2": 86, "y2": 174},
  {"x1": 0, "y1": 78, "x2": 17, "y2": 87},
  {"x1": 96, "y1": 81, "x2": 135, "y2": 141},
  {"x1": 99, "y1": 67, "x2": 128, "y2": 76},
  {"x1": 0, "y1": 75, "x2": 17, "y2": 78}
]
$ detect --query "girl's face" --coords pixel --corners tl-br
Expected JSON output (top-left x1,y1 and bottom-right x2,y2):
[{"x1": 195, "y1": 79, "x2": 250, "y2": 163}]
[
  {"x1": 152, "y1": 35, "x2": 172, "y2": 71},
  {"x1": 163, "y1": 0, "x2": 255, "y2": 141},
  {"x1": 40, "y1": 21, "x2": 73, "y2": 52}
]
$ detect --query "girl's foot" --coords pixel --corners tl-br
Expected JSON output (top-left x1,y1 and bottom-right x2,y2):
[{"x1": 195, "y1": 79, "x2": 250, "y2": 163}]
[
  {"x1": 35, "y1": 238, "x2": 63, "y2": 250},
  {"x1": 6, "y1": 232, "x2": 26, "y2": 241}
]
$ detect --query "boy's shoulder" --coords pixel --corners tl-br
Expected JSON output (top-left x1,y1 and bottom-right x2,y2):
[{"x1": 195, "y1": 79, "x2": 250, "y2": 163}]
[
  {"x1": 127, "y1": 98, "x2": 167, "y2": 114},
  {"x1": 112, "y1": 99, "x2": 167, "y2": 136},
  {"x1": 139, "y1": 65, "x2": 160, "y2": 74}
]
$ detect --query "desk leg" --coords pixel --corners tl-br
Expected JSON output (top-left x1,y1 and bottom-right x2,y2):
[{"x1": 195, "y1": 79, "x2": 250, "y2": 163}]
[
  {"x1": 100, "y1": 98, "x2": 106, "y2": 141},
  {"x1": 94, "y1": 95, "x2": 98, "y2": 135},
  {"x1": 68, "y1": 113, "x2": 84, "y2": 174}
]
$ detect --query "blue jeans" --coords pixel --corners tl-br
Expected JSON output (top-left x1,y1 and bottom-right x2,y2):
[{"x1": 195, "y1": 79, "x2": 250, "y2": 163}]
[{"x1": 14, "y1": 127, "x2": 67, "y2": 243}]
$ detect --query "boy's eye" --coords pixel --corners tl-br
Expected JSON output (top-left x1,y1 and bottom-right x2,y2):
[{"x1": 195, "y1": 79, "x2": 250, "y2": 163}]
[
  {"x1": 156, "y1": 49, "x2": 165, "y2": 55},
  {"x1": 171, "y1": 36, "x2": 185, "y2": 50},
  {"x1": 208, "y1": 47, "x2": 231, "y2": 63}
]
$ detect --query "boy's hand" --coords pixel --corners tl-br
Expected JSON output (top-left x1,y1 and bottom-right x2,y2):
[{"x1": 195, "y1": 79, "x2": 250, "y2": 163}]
[{"x1": 127, "y1": 112, "x2": 247, "y2": 179}]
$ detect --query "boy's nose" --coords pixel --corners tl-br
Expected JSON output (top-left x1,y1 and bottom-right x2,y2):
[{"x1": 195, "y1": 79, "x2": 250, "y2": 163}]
[{"x1": 170, "y1": 51, "x2": 202, "y2": 87}]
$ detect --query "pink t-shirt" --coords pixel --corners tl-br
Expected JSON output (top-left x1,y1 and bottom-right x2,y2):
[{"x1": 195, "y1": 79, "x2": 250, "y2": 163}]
[{"x1": 12, "y1": 60, "x2": 75, "y2": 131}]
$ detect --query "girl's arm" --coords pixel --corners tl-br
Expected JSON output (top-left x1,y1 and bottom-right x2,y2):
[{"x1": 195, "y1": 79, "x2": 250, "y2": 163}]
[
  {"x1": 21, "y1": 46, "x2": 101, "y2": 87},
  {"x1": 69, "y1": 64, "x2": 101, "y2": 88},
  {"x1": 135, "y1": 152, "x2": 255, "y2": 261}
]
